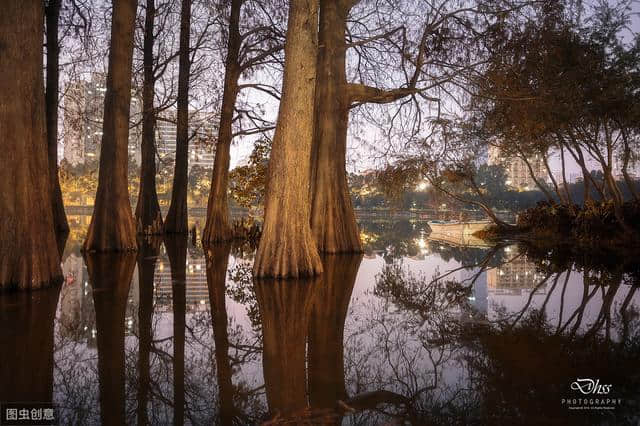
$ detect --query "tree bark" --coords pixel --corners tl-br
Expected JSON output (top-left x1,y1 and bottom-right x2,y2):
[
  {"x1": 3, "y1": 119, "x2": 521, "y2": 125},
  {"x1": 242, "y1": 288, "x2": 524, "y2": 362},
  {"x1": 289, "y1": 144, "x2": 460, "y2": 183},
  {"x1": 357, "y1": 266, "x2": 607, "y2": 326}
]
[
  {"x1": 205, "y1": 243, "x2": 235, "y2": 424},
  {"x1": 83, "y1": 0, "x2": 139, "y2": 252},
  {"x1": 0, "y1": 0, "x2": 63, "y2": 289},
  {"x1": 253, "y1": 0, "x2": 323, "y2": 278},
  {"x1": 202, "y1": 0, "x2": 242, "y2": 244},
  {"x1": 86, "y1": 252, "x2": 136, "y2": 426},
  {"x1": 165, "y1": 0, "x2": 191, "y2": 234},
  {"x1": 136, "y1": 0, "x2": 163, "y2": 235},
  {"x1": 46, "y1": 0, "x2": 69, "y2": 236},
  {"x1": 310, "y1": 1, "x2": 362, "y2": 254}
]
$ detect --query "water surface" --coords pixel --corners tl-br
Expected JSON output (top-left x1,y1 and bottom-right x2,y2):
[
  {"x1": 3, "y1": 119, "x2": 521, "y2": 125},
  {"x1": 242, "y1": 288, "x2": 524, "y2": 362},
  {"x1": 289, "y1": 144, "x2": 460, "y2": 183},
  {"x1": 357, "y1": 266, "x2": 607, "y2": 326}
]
[{"x1": 1, "y1": 217, "x2": 639, "y2": 425}]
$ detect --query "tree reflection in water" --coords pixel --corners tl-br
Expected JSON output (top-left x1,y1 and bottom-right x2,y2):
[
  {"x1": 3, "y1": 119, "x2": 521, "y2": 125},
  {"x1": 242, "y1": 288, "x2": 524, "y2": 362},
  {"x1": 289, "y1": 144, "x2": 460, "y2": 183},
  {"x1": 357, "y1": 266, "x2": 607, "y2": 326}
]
[
  {"x1": 369, "y1": 244, "x2": 640, "y2": 424},
  {"x1": 4, "y1": 221, "x2": 637, "y2": 425},
  {"x1": 165, "y1": 235, "x2": 188, "y2": 426},
  {"x1": 85, "y1": 252, "x2": 136, "y2": 425},
  {"x1": 205, "y1": 242, "x2": 234, "y2": 425},
  {"x1": 0, "y1": 283, "x2": 61, "y2": 405},
  {"x1": 136, "y1": 237, "x2": 160, "y2": 426}
]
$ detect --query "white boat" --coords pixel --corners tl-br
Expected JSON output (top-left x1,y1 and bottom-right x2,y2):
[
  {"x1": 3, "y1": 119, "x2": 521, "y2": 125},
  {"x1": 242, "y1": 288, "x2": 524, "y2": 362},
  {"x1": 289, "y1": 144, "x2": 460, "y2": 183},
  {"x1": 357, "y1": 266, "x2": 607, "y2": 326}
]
[
  {"x1": 427, "y1": 220, "x2": 493, "y2": 236},
  {"x1": 427, "y1": 220, "x2": 494, "y2": 247}
]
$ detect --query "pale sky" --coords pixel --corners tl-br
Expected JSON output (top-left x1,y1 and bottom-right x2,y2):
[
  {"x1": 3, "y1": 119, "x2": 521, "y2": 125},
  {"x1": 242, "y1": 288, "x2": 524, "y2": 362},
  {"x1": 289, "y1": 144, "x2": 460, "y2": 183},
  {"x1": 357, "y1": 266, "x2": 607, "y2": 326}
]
[{"x1": 57, "y1": 0, "x2": 640, "y2": 178}]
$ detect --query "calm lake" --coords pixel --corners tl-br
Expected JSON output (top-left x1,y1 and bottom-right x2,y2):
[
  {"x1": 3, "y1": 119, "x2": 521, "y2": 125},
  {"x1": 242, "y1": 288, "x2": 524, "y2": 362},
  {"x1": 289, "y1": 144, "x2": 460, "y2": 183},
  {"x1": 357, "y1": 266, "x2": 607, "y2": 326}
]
[{"x1": 1, "y1": 215, "x2": 639, "y2": 425}]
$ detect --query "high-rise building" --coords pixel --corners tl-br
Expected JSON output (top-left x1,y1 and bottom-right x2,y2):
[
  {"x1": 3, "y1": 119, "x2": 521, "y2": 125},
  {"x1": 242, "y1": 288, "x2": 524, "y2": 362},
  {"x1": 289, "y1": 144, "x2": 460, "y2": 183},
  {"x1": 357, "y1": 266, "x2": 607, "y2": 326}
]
[
  {"x1": 63, "y1": 74, "x2": 216, "y2": 172},
  {"x1": 488, "y1": 145, "x2": 546, "y2": 191},
  {"x1": 63, "y1": 73, "x2": 142, "y2": 167},
  {"x1": 155, "y1": 111, "x2": 216, "y2": 171}
]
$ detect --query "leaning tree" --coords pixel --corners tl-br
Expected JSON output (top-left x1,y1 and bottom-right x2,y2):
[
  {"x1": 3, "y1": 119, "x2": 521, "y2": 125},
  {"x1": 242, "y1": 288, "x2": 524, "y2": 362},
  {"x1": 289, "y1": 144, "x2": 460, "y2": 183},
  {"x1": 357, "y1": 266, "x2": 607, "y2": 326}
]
[
  {"x1": 0, "y1": 0, "x2": 62, "y2": 289},
  {"x1": 83, "y1": 0, "x2": 139, "y2": 252}
]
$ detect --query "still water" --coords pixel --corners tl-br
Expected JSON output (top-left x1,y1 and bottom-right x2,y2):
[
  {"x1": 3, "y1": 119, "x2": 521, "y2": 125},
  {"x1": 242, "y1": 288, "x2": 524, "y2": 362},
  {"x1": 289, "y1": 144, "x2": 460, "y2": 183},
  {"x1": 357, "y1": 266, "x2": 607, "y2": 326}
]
[{"x1": 1, "y1": 217, "x2": 639, "y2": 425}]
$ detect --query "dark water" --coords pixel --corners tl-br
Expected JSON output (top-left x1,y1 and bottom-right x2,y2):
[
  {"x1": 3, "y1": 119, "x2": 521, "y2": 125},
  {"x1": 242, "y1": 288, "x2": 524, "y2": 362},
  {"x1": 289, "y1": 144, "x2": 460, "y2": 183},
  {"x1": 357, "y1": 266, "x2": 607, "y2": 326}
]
[{"x1": 1, "y1": 217, "x2": 639, "y2": 425}]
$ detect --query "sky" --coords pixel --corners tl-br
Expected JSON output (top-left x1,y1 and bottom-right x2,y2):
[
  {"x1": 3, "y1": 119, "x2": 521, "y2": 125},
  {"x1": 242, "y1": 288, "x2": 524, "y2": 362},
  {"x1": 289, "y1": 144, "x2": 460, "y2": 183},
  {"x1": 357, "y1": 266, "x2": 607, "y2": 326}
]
[{"x1": 57, "y1": 0, "x2": 640, "y2": 178}]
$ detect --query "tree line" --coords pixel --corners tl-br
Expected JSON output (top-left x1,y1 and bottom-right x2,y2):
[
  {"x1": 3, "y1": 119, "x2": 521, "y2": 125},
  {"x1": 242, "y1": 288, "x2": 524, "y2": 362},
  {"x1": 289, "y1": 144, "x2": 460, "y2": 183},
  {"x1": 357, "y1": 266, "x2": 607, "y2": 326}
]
[
  {"x1": 4, "y1": 0, "x2": 633, "y2": 289},
  {"x1": 379, "y1": 0, "x2": 640, "y2": 232}
]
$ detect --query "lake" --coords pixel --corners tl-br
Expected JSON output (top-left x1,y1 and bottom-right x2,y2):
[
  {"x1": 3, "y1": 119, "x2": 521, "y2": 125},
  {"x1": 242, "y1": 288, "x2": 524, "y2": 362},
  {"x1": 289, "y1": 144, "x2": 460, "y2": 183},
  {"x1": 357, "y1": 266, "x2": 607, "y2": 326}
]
[{"x1": 1, "y1": 216, "x2": 638, "y2": 425}]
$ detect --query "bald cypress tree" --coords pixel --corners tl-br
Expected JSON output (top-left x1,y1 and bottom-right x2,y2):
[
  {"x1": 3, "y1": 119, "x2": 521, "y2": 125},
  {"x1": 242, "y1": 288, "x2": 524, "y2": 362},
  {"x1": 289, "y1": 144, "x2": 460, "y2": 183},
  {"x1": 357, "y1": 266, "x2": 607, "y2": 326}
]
[
  {"x1": 83, "y1": 0, "x2": 139, "y2": 252},
  {"x1": 0, "y1": 0, "x2": 62, "y2": 289},
  {"x1": 201, "y1": 0, "x2": 241, "y2": 244},
  {"x1": 135, "y1": 0, "x2": 164, "y2": 235},
  {"x1": 253, "y1": 0, "x2": 323, "y2": 278},
  {"x1": 45, "y1": 0, "x2": 70, "y2": 236},
  {"x1": 164, "y1": 0, "x2": 192, "y2": 234}
]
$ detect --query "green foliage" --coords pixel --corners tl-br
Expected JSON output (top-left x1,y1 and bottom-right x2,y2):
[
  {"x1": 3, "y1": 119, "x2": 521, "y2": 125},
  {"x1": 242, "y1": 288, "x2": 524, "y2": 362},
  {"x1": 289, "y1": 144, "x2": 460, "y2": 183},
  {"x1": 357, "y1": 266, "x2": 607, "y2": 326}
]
[{"x1": 228, "y1": 138, "x2": 270, "y2": 213}]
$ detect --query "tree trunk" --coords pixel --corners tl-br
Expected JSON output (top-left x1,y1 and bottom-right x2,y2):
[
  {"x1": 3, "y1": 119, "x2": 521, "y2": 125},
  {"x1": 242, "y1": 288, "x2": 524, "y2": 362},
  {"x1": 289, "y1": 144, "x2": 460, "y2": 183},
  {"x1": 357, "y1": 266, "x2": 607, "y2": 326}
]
[
  {"x1": 136, "y1": 0, "x2": 163, "y2": 235},
  {"x1": 83, "y1": 0, "x2": 138, "y2": 252},
  {"x1": 86, "y1": 252, "x2": 136, "y2": 426},
  {"x1": 205, "y1": 243, "x2": 235, "y2": 424},
  {"x1": 255, "y1": 278, "x2": 318, "y2": 418},
  {"x1": 515, "y1": 145, "x2": 555, "y2": 203},
  {"x1": 136, "y1": 238, "x2": 160, "y2": 426},
  {"x1": 582, "y1": 167, "x2": 592, "y2": 204},
  {"x1": 308, "y1": 254, "x2": 361, "y2": 412},
  {"x1": 310, "y1": 1, "x2": 362, "y2": 254},
  {"x1": 602, "y1": 165, "x2": 632, "y2": 233},
  {"x1": 542, "y1": 153, "x2": 564, "y2": 204},
  {"x1": 165, "y1": 0, "x2": 191, "y2": 234},
  {"x1": 620, "y1": 135, "x2": 639, "y2": 201},
  {"x1": 45, "y1": 0, "x2": 69, "y2": 236},
  {"x1": 0, "y1": 0, "x2": 62, "y2": 289},
  {"x1": 564, "y1": 139, "x2": 604, "y2": 201},
  {"x1": 559, "y1": 146, "x2": 575, "y2": 208},
  {"x1": 202, "y1": 0, "x2": 242, "y2": 244},
  {"x1": 165, "y1": 235, "x2": 187, "y2": 425},
  {"x1": 253, "y1": 0, "x2": 323, "y2": 278}
]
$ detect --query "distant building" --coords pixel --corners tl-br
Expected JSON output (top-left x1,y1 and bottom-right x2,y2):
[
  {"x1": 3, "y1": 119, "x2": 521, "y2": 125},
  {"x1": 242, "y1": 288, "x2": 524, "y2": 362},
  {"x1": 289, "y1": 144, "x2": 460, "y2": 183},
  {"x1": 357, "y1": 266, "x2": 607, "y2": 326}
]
[
  {"x1": 488, "y1": 145, "x2": 546, "y2": 191},
  {"x1": 155, "y1": 111, "x2": 216, "y2": 171},
  {"x1": 63, "y1": 73, "x2": 142, "y2": 167},
  {"x1": 63, "y1": 74, "x2": 215, "y2": 171}
]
